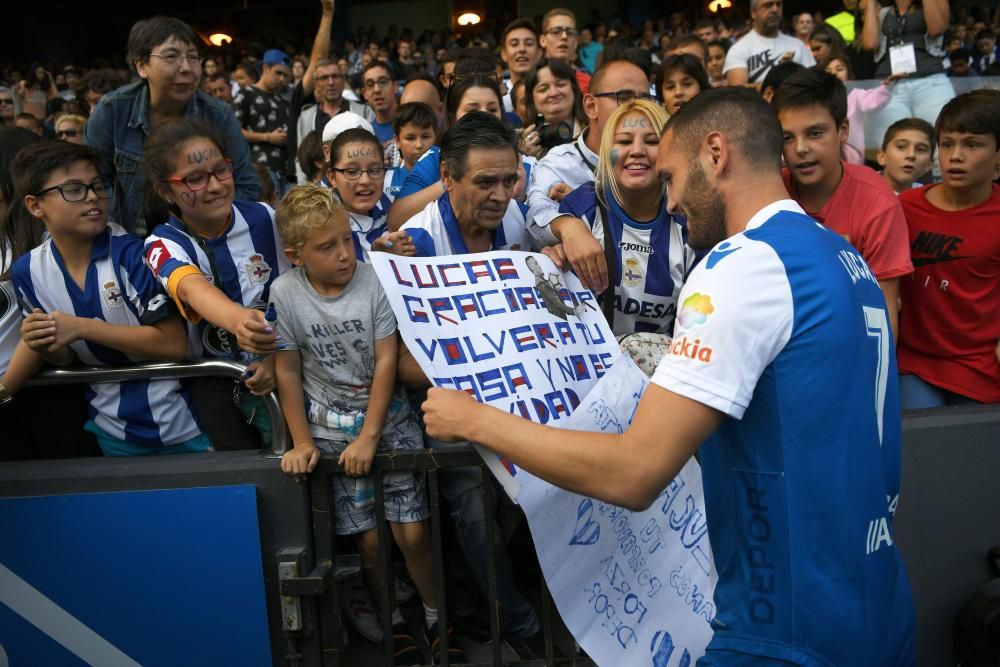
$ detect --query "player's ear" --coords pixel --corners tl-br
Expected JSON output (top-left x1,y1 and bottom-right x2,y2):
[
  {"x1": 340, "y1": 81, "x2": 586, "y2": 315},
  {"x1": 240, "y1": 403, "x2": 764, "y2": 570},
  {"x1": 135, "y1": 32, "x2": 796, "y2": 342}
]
[{"x1": 703, "y1": 130, "x2": 727, "y2": 176}]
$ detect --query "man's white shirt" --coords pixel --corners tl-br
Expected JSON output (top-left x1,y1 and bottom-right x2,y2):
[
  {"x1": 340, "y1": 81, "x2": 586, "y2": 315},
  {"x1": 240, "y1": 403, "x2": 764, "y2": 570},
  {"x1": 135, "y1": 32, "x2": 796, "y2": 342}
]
[
  {"x1": 723, "y1": 30, "x2": 816, "y2": 83},
  {"x1": 525, "y1": 132, "x2": 599, "y2": 246}
]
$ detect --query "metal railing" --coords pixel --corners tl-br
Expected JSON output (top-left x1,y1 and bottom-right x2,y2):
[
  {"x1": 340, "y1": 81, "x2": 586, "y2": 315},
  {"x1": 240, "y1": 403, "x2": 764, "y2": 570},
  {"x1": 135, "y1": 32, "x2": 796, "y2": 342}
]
[
  {"x1": 26, "y1": 359, "x2": 290, "y2": 456},
  {"x1": 297, "y1": 447, "x2": 589, "y2": 667},
  {"x1": 21, "y1": 361, "x2": 589, "y2": 664}
]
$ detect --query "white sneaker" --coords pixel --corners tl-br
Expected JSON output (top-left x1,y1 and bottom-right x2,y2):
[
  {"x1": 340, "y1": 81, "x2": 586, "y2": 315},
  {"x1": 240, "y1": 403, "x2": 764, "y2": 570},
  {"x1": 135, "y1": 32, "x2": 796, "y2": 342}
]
[{"x1": 341, "y1": 583, "x2": 384, "y2": 643}]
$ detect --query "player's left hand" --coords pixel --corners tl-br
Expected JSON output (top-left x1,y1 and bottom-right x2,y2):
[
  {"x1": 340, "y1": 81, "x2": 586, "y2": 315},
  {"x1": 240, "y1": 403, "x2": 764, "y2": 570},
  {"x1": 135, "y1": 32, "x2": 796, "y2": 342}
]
[{"x1": 422, "y1": 387, "x2": 479, "y2": 442}]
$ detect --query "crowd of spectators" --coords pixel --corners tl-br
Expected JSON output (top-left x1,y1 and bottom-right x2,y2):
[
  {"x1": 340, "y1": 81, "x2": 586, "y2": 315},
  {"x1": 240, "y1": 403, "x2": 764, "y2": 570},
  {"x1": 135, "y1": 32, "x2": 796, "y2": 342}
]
[{"x1": 1, "y1": 0, "x2": 998, "y2": 662}]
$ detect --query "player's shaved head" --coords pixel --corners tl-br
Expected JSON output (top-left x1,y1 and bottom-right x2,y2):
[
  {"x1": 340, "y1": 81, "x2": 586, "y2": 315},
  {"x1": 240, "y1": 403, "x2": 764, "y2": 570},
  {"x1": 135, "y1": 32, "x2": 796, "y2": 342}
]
[{"x1": 664, "y1": 86, "x2": 783, "y2": 171}]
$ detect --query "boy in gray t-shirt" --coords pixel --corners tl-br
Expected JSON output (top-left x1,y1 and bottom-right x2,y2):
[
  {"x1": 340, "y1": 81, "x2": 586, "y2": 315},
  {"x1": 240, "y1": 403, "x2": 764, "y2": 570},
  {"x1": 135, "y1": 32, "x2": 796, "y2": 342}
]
[{"x1": 272, "y1": 186, "x2": 460, "y2": 662}]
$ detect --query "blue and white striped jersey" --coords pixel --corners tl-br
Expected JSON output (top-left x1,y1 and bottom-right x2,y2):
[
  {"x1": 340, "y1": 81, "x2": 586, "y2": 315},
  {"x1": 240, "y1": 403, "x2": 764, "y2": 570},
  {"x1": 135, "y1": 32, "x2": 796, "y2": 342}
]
[
  {"x1": 348, "y1": 193, "x2": 392, "y2": 263},
  {"x1": 143, "y1": 200, "x2": 291, "y2": 359},
  {"x1": 558, "y1": 182, "x2": 696, "y2": 336},
  {"x1": 651, "y1": 200, "x2": 914, "y2": 665},
  {"x1": 401, "y1": 193, "x2": 530, "y2": 257},
  {"x1": 12, "y1": 224, "x2": 201, "y2": 448}
]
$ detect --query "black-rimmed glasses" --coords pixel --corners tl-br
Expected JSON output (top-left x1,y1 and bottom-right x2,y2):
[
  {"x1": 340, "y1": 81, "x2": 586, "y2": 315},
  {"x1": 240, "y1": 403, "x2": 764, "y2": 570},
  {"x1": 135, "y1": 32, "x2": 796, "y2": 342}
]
[
  {"x1": 161, "y1": 160, "x2": 234, "y2": 191},
  {"x1": 363, "y1": 77, "x2": 393, "y2": 90},
  {"x1": 544, "y1": 27, "x2": 578, "y2": 37},
  {"x1": 331, "y1": 167, "x2": 387, "y2": 180},
  {"x1": 591, "y1": 90, "x2": 656, "y2": 105},
  {"x1": 35, "y1": 181, "x2": 112, "y2": 202},
  {"x1": 149, "y1": 51, "x2": 203, "y2": 67}
]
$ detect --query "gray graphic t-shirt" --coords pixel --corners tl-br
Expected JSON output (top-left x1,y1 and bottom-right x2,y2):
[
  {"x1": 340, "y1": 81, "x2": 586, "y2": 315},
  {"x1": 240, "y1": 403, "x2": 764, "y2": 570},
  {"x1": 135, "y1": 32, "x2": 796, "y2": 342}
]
[{"x1": 270, "y1": 263, "x2": 396, "y2": 439}]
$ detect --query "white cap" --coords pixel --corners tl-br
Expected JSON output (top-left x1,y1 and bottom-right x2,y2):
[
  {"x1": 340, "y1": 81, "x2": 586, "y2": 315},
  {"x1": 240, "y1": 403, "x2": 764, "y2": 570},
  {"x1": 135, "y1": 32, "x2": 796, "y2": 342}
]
[{"x1": 322, "y1": 112, "x2": 375, "y2": 143}]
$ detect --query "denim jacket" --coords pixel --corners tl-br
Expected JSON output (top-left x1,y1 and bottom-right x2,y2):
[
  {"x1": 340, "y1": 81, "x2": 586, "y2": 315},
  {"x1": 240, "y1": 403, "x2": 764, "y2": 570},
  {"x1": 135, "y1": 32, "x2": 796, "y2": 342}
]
[{"x1": 84, "y1": 80, "x2": 259, "y2": 235}]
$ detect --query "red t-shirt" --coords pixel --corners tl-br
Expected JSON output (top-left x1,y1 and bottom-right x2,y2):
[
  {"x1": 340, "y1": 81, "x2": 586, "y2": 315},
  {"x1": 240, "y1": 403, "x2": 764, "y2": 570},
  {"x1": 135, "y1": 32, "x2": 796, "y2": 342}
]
[
  {"x1": 783, "y1": 162, "x2": 913, "y2": 280},
  {"x1": 897, "y1": 183, "x2": 1000, "y2": 402}
]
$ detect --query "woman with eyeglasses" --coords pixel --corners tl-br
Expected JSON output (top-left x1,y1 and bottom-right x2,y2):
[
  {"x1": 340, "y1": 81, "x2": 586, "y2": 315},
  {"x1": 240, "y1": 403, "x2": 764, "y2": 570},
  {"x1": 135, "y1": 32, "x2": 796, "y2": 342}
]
[
  {"x1": 84, "y1": 15, "x2": 258, "y2": 235},
  {"x1": 142, "y1": 118, "x2": 289, "y2": 451},
  {"x1": 386, "y1": 73, "x2": 532, "y2": 232},
  {"x1": 523, "y1": 58, "x2": 587, "y2": 158},
  {"x1": 54, "y1": 115, "x2": 86, "y2": 145},
  {"x1": 327, "y1": 127, "x2": 415, "y2": 259},
  {"x1": 541, "y1": 99, "x2": 696, "y2": 337}
]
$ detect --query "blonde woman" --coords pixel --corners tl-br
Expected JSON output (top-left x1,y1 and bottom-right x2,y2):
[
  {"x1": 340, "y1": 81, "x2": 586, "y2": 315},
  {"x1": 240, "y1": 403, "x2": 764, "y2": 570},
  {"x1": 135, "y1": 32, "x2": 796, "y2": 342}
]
[
  {"x1": 541, "y1": 99, "x2": 696, "y2": 337},
  {"x1": 54, "y1": 114, "x2": 87, "y2": 144}
]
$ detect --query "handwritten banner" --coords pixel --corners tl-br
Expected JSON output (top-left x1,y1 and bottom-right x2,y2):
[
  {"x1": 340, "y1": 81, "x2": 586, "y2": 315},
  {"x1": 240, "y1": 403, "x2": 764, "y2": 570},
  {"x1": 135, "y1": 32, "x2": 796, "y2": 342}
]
[
  {"x1": 371, "y1": 250, "x2": 620, "y2": 498},
  {"x1": 516, "y1": 357, "x2": 716, "y2": 666}
]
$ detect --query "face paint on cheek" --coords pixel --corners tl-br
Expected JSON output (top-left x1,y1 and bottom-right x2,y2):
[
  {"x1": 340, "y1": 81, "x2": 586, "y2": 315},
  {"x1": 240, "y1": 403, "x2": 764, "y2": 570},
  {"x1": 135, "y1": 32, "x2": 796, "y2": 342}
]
[
  {"x1": 180, "y1": 190, "x2": 198, "y2": 207},
  {"x1": 610, "y1": 149, "x2": 619, "y2": 166}
]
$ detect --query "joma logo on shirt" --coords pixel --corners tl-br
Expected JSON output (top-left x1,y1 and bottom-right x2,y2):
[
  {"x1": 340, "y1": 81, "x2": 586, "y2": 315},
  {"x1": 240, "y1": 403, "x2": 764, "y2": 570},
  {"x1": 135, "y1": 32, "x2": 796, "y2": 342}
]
[
  {"x1": 618, "y1": 241, "x2": 654, "y2": 254},
  {"x1": 669, "y1": 335, "x2": 713, "y2": 363}
]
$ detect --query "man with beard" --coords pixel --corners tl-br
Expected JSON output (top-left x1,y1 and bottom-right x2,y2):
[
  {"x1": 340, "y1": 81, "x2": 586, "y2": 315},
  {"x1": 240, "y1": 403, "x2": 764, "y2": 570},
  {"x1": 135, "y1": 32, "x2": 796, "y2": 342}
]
[
  {"x1": 422, "y1": 87, "x2": 916, "y2": 666},
  {"x1": 724, "y1": 0, "x2": 815, "y2": 86}
]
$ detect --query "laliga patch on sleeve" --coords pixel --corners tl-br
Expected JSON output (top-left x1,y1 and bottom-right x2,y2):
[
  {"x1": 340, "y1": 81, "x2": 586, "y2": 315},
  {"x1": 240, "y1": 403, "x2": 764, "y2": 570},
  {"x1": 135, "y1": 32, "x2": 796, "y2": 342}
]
[{"x1": 145, "y1": 240, "x2": 171, "y2": 275}]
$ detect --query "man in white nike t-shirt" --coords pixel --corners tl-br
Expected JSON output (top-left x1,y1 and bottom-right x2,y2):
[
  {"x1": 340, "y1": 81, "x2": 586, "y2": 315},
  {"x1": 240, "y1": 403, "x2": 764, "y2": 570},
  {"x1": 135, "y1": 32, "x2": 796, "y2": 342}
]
[{"x1": 724, "y1": 0, "x2": 815, "y2": 86}]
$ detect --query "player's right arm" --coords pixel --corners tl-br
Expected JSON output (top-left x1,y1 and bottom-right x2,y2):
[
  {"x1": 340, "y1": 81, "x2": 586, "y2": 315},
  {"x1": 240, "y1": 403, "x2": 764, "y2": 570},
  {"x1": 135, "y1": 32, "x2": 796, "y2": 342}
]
[{"x1": 424, "y1": 382, "x2": 721, "y2": 510}]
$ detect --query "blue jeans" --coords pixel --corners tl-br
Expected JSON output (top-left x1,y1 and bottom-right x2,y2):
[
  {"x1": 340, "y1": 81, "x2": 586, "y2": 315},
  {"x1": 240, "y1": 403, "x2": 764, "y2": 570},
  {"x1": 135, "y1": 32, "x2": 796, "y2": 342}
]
[
  {"x1": 427, "y1": 436, "x2": 540, "y2": 640},
  {"x1": 899, "y1": 373, "x2": 982, "y2": 410},
  {"x1": 865, "y1": 74, "x2": 955, "y2": 152}
]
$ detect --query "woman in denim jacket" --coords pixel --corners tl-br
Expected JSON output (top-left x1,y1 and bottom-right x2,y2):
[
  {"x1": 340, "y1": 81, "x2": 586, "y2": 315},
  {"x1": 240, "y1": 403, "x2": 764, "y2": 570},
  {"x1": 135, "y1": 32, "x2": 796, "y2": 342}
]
[{"x1": 85, "y1": 16, "x2": 258, "y2": 235}]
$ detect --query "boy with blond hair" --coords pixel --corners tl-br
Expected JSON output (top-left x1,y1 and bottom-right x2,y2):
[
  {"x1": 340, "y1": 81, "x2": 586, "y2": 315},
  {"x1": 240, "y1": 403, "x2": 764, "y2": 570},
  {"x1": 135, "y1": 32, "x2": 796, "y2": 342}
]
[{"x1": 271, "y1": 185, "x2": 463, "y2": 664}]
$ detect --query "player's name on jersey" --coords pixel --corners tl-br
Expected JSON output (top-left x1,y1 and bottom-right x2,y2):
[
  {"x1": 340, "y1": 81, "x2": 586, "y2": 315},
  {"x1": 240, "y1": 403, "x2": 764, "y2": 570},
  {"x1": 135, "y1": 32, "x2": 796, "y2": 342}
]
[{"x1": 837, "y1": 249, "x2": 878, "y2": 287}]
